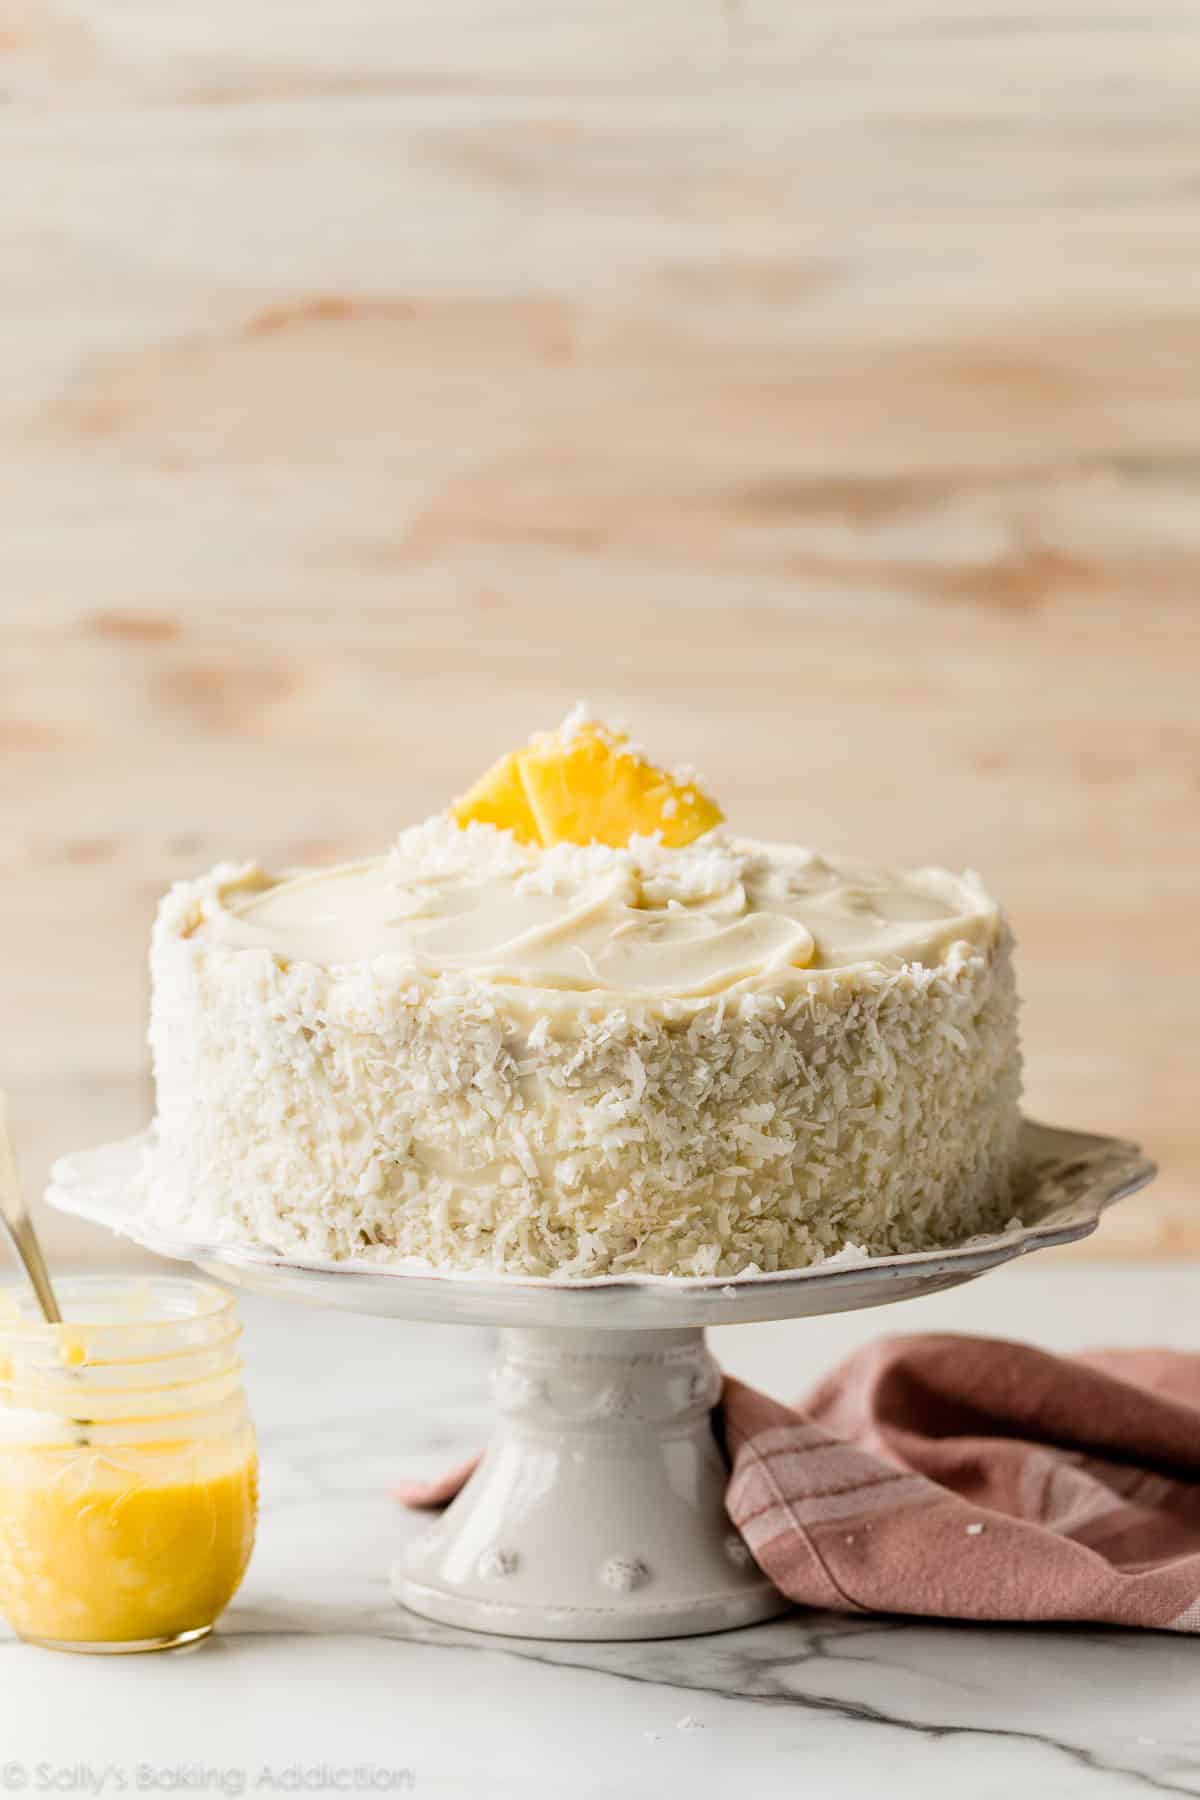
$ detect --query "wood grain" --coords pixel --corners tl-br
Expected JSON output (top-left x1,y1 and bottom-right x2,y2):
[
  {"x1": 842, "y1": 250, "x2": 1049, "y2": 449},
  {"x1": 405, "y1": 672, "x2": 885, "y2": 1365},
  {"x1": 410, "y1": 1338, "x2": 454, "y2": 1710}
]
[{"x1": 2, "y1": 1, "x2": 1198, "y2": 1260}]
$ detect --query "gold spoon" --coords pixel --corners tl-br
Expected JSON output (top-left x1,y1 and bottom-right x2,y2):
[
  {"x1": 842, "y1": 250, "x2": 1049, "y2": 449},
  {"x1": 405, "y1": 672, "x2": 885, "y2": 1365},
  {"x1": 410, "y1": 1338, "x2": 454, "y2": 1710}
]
[
  {"x1": 0, "y1": 1090, "x2": 63, "y2": 1326},
  {"x1": 0, "y1": 1092, "x2": 91, "y2": 1444}
]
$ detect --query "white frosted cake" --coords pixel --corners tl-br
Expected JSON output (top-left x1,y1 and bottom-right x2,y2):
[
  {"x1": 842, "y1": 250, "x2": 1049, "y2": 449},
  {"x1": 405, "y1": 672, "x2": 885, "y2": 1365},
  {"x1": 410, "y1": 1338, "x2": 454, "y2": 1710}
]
[{"x1": 145, "y1": 717, "x2": 1022, "y2": 1278}]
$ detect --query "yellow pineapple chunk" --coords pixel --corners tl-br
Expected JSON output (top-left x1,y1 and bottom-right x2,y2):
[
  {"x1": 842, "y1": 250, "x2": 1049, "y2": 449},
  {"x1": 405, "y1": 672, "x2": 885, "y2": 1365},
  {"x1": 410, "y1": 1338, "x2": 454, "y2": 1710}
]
[
  {"x1": 451, "y1": 750, "x2": 542, "y2": 845},
  {"x1": 452, "y1": 719, "x2": 724, "y2": 848},
  {"x1": 519, "y1": 727, "x2": 722, "y2": 848}
]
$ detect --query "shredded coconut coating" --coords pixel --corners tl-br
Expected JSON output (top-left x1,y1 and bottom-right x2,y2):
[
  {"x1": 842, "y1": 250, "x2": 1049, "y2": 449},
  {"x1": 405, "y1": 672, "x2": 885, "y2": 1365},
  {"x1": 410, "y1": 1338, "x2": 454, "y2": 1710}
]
[
  {"x1": 147, "y1": 864, "x2": 1023, "y2": 1278},
  {"x1": 385, "y1": 813, "x2": 747, "y2": 900}
]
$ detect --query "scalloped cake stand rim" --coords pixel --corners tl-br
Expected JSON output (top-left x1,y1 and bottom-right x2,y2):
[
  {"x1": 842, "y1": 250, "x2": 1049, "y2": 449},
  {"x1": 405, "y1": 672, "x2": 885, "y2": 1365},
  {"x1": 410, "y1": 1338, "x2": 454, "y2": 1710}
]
[{"x1": 45, "y1": 1118, "x2": 1155, "y2": 1330}]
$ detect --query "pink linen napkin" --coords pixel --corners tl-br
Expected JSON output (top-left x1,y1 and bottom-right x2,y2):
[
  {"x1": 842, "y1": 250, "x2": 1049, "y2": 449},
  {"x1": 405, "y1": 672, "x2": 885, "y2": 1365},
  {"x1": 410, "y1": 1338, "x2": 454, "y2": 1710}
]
[{"x1": 396, "y1": 1333, "x2": 1200, "y2": 1631}]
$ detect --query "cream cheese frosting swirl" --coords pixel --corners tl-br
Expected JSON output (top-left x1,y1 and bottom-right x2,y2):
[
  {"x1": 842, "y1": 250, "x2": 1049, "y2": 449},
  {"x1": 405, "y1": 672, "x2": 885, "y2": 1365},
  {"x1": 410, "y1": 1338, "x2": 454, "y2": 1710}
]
[{"x1": 195, "y1": 820, "x2": 999, "y2": 1000}]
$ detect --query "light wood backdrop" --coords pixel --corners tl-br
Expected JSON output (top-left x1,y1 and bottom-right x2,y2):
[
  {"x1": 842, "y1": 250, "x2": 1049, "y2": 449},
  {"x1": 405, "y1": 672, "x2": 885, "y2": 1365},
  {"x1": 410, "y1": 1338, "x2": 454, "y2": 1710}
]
[{"x1": 3, "y1": 1, "x2": 1198, "y2": 1259}]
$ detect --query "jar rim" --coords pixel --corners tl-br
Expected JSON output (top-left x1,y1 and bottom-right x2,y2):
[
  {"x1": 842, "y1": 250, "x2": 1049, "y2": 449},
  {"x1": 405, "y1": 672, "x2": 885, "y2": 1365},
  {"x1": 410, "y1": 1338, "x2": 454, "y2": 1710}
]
[{"x1": 0, "y1": 1274, "x2": 236, "y2": 1340}]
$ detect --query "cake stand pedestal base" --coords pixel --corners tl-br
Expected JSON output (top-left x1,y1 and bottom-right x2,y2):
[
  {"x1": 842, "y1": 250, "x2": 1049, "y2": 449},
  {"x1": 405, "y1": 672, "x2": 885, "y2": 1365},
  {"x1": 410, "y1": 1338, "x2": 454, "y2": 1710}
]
[{"x1": 394, "y1": 1327, "x2": 788, "y2": 1640}]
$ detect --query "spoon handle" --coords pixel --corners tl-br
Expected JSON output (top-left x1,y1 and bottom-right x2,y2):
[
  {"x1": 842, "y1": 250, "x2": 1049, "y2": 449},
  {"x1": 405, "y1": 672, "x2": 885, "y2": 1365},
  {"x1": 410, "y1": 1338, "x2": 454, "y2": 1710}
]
[{"x1": 0, "y1": 1092, "x2": 62, "y2": 1325}]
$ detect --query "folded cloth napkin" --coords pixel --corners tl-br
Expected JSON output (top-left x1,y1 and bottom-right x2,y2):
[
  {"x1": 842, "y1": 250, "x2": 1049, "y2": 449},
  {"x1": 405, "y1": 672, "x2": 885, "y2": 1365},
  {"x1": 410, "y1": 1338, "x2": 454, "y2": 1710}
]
[{"x1": 396, "y1": 1333, "x2": 1200, "y2": 1632}]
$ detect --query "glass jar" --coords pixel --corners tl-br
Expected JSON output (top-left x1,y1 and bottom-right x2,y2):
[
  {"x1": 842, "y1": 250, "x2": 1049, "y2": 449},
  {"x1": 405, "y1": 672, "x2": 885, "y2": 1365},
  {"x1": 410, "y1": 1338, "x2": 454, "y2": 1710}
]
[{"x1": 0, "y1": 1274, "x2": 257, "y2": 1654}]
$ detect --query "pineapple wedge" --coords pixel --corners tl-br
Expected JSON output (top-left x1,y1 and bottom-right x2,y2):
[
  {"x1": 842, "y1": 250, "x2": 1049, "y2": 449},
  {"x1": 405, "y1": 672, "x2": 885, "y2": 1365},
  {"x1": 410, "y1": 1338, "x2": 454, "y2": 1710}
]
[
  {"x1": 518, "y1": 725, "x2": 722, "y2": 848},
  {"x1": 452, "y1": 720, "x2": 723, "y2": 849},
  {"x1": 451, "y1": 749, "x2": 543, "y2": 846}
]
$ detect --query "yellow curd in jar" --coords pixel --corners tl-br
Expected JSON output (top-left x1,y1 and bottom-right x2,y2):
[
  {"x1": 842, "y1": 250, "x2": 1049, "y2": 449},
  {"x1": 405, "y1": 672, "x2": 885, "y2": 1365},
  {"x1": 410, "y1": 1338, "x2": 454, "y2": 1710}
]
[
  {"x1": 0, "y1": 1277, "x2": 258, "y2": 1652},
  {"x1": 0, "y1": 1440, "x2": 257, "y2": 1646}
]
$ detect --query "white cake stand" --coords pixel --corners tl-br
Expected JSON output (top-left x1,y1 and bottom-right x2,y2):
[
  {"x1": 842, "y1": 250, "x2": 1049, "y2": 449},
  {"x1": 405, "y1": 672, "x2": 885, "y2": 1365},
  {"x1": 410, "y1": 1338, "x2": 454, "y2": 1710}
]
[{"x1": 48, "y1": 1120, "x2": 1152, "y2": 1643}]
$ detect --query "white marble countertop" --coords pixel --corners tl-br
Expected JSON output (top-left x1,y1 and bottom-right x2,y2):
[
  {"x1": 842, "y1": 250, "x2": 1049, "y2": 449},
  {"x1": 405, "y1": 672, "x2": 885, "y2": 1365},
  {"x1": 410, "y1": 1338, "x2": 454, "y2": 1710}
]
[{"x1": 3, "y1": 1261, "x2": 1198, "y2": 1798}]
